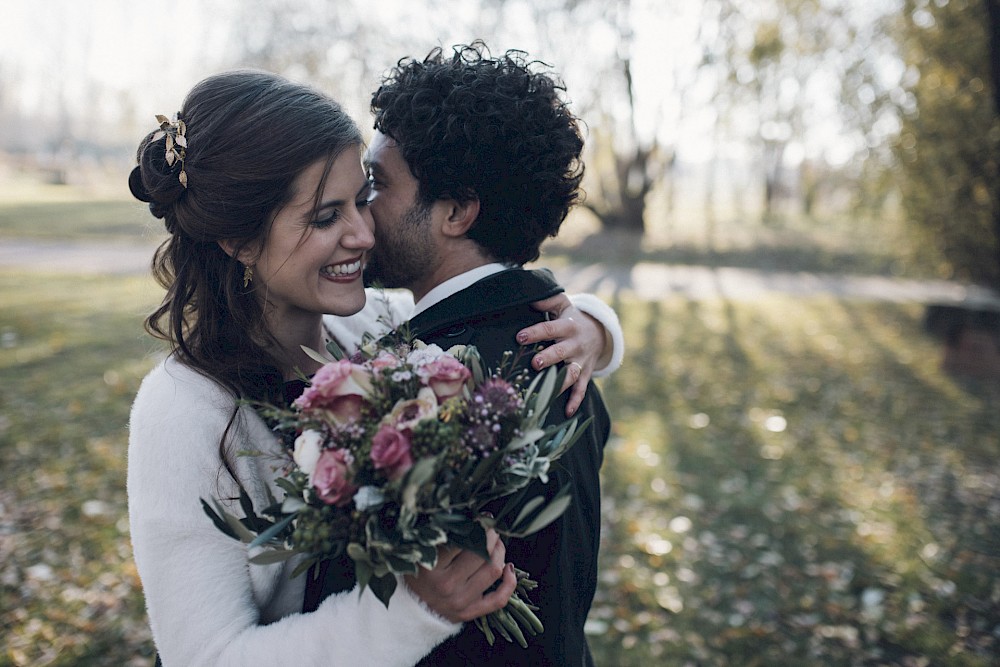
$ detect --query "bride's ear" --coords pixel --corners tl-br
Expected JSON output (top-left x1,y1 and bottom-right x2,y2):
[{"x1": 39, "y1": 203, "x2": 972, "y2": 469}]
[{"x1": 218, "y1": 239, "x2": 257, "y2": 265}]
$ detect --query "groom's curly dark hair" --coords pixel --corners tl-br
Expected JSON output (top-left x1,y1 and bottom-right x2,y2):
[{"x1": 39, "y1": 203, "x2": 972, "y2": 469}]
[{"x1": 371, "y1": 40, "x2": 585, "y2": 265}]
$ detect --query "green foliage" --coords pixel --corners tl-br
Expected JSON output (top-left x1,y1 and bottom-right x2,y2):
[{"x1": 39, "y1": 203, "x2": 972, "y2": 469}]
[{"x1": 892, "y1": 0, "x2": 1000, "y2": 287}]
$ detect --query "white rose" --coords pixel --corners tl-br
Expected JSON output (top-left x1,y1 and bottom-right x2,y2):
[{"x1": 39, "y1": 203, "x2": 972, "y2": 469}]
[
  {"x1": 406, "y1": 343, "x2": 446, "y2": 368},
  {"x1": 292, "y1": 429, "x2": 324, "y2": 476}
]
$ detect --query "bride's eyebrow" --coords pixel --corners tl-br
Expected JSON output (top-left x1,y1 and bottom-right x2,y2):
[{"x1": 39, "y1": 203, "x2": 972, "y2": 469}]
[{"x1": 312, "y1": 178, "x2": 371, "y2": 213}]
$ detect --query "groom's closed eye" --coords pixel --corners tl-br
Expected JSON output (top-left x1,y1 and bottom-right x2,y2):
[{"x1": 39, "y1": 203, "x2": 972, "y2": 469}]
[{"x1": 366, "y1": 162, "x2": 388, "y2": 190}]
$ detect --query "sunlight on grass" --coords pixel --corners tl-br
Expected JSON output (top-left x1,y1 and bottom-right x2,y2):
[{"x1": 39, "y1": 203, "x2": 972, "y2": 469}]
[{"x1": 588, "y1": 297, "x2": 999, "y2": 666}]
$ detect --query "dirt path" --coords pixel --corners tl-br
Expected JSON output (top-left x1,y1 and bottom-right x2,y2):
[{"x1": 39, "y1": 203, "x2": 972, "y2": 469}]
[
  {"x1": 1, "y1": 237, "x2": 997, "y2": 306},
  {"x1": 0, "y1": 238, "x2": 159, "y2": 275}
]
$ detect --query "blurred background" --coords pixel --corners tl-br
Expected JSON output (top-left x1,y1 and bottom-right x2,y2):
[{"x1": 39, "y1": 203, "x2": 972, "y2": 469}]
[{"x1": 1, "y1": 0, "x2": 998, "y2": 665}]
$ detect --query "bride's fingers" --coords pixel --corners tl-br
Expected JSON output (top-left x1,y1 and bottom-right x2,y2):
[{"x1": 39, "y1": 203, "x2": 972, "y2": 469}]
[
  {"x1": 564, "y1": 363, "x2": 592, "y2": 417},
  {"x1": 517, "y1": 317, "x2": 572, "y2": 351}
]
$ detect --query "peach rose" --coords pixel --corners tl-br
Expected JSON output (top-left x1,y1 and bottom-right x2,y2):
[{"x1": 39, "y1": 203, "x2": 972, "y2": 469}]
[
  {"x1": 384, "y1": 387, "x2": 439, "y2": 432},
  {"x1": 371, "y1": 350, "x2": 403, "y2": 374},
  {"x1": 294, "y1": 359, "x2": 373, "y2": 424},
  {"x1": 419, "y1": 355, "x2": 471, "y2": 401}
]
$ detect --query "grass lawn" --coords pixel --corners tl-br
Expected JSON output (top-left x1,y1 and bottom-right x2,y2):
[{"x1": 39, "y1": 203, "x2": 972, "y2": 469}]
[
  {"x1": 0, "y1": 199, "x2": 162, "y2": 242},
  {"x1": 1, "y1": 270, "x2": 997, "y2": 665},
  {"x1": 589, "y1": 296, "x2": 999, "y2": 666},
  {"x1": 0, "y1": 271, "x2": 162, "y2": 666}
]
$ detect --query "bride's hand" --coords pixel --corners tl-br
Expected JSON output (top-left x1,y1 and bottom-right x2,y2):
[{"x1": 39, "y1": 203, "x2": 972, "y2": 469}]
[
  {"x1": 520, "y1": 294, "x2": 611, "y2": 417},
  {"x1": 404, "y1": 528, "x2": 516, "y2": 623}
]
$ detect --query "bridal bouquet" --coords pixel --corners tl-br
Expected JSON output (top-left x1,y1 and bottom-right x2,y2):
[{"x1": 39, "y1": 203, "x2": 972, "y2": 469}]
[{"x1": 203, "y1": 336, "x2": 591, "y2": 648}]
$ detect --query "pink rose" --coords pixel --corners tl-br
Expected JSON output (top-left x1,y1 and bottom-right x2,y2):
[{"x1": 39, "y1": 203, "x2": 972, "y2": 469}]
[
  {"x1": 371, "y1": 350, "x2": 403, "y2": 374},
  {"x1": 370, "y1": 425, "x2": 414, "y2": 481},
  {"x1": 419, "y1": 355, "x2": 471, "y2": 401},
  {"x1": 294, "y1": 359, "x2": 373, "y2": 424},
  {"x1": 312, "y1": 448, "x2": 356, "y2": 506}
]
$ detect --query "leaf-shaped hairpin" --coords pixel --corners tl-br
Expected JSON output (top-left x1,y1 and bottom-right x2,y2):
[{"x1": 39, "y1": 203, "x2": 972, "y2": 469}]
[{"x1": 151, "y1": 114, "x2": 189, "y2": 188}]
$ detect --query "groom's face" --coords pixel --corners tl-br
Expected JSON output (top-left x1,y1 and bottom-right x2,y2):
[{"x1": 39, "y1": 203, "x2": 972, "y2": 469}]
[{"x1": 363, "y1": 131, "x2": 436, "y2": 292}]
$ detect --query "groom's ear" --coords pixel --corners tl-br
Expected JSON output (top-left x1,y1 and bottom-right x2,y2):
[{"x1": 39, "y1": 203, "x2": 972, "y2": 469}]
[{"x1": 440, "y1": 197, "x2": 480, "y2": 239}]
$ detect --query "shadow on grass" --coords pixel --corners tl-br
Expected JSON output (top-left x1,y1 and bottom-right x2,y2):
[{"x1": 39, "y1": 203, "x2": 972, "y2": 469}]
[{"x1": 588, "y1": 296, "x2": 1000, "y2": 666}]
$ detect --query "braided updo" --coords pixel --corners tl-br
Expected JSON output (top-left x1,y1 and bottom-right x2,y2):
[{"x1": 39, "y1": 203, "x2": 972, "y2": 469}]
[{"x1": 128, "y1": 139, "x2": 185, "y2": 230}]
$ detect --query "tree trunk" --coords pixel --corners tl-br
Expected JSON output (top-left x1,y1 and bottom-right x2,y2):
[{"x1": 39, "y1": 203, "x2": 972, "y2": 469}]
[{"x1": 986, "y1": 0, "x2": 1000, "y2": 284}]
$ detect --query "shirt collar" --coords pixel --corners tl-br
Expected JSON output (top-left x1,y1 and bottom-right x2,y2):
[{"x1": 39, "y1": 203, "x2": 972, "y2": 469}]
[{"x1": 411, "y1": 263, "x2": 510, "y2": 317}]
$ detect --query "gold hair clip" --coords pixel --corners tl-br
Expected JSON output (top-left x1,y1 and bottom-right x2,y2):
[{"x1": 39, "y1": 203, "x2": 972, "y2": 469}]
[{"x1": 152, "y1": 114, "x2": 189, "y2": 188}]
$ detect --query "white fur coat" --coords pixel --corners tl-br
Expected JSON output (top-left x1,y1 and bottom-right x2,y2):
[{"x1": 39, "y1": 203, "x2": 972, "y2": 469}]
[{"x1": 128, "y1": 293, "x2": 462, "y2": 666}]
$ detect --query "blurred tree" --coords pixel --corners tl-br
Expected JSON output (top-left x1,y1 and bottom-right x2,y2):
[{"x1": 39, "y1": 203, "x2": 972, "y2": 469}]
[
  {"x1": 227, "y1": 0, "x2": 523, "y2": 132},
  {"x1": 889, "y1": 0, "x2": 1000, "y2": 287},
  {"x1": 227, "y1": 0, "x2": 377, "y2": 122},
  {"x1": 480, "y1": 0, "x2": 676, "y2": 237},
  {"x1": 570, "y1": 0, "x2": 670, "y2": 235},
  {"x1": 706, "y1": 0, "x2": 858, "y2": 222}
]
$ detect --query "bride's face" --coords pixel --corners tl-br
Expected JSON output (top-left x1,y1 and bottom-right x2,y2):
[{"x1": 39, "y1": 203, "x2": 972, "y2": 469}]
[{"x1": 252, "y1": 149, "x2": 375, "y2": 322}]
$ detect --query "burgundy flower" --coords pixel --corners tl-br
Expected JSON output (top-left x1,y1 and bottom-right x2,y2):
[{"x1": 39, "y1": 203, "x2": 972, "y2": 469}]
[{"x1": 311, "y1": 448, "x2": 356, "y2": 506}]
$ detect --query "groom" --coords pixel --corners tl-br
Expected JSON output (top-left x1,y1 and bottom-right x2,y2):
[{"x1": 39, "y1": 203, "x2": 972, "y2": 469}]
[{"x1": 364, "y1": 42, "x2": 610, "y2": 666}]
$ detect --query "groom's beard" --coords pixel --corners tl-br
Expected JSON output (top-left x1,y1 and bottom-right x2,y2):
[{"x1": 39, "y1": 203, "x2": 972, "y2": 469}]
[{"x1": 364, "y1": 201, "x2": 435, "y2": 290}]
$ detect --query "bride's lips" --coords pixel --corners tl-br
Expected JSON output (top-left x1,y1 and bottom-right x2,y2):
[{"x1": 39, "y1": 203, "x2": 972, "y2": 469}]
[{"x1": 320, "y1": 256, "x2": 364, "y2": 282}]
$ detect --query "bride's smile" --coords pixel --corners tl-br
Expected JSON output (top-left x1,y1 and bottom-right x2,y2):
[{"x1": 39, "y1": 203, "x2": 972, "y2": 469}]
[{"x1": 251, "y1": 150, "x2": 375, "y2": 323}]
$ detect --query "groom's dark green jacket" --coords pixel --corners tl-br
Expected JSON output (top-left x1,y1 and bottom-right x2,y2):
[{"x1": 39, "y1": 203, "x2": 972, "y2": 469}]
[{"x1": 410, "y1": 267, "x2": 610, "y2": 667}]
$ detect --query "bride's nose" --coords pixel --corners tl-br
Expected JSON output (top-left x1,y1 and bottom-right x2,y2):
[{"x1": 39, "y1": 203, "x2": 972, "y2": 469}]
[{"x1": 344, "y1": 206, "x2": 375, "y2": 250}]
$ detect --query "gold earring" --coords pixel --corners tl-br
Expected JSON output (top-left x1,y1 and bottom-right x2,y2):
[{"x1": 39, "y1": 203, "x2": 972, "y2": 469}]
[{"x1": 243, "y1": 264, "x2": 254, "y2": 288}]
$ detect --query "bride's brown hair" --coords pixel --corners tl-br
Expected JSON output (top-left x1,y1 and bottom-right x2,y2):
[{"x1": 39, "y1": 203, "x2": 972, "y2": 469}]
[{"x1": 130, "y1": 70, "x2": 362, "y2": 405}]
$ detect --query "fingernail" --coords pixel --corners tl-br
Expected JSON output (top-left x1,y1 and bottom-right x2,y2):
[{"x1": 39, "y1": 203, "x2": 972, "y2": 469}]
[
  {"x1": 534, "y1": 358, "x2": 544, "y2": 369},
  {"x1": 517, "y1": 332, "x2": 528, "y2": 344}
]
